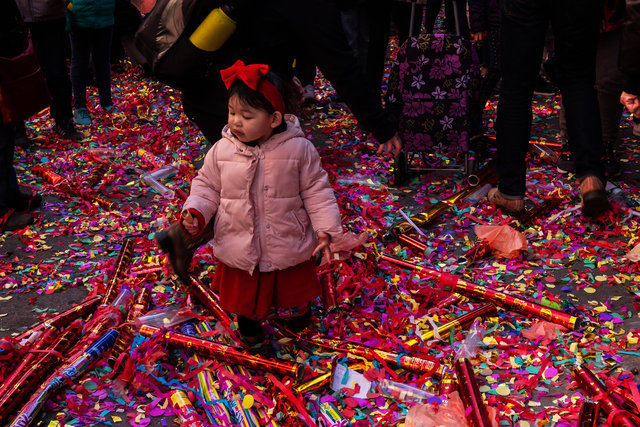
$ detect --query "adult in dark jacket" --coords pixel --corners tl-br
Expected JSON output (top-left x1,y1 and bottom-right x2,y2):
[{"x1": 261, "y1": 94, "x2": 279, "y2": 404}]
[
  {"x1": 15, "y1": 0, "x2": 81, "y2": 140},
  {"x1": 180, "y1": 0, "x2": 401, "y2": 156},
  {"x1": 620, "y1": 0, "x2": 640, "y2": 116},
  {"x1": 0, "y1": 0, "x2": 42, "y2": 231}
]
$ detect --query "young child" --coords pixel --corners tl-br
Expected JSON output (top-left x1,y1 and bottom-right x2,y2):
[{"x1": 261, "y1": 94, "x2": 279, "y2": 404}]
[{"x1": 180, "y1": 60, "x2": 343, "y2": 344}]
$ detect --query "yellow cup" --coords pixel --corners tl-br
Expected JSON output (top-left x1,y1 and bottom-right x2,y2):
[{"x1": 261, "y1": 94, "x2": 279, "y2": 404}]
[{"x1": 189, "y1": 7, "x2": 237, "y2": 52}]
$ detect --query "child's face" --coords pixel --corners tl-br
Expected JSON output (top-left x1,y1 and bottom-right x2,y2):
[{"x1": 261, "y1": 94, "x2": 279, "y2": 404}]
[{"x1": 227, "y1": 95, "x2": 282, "y2": 145}]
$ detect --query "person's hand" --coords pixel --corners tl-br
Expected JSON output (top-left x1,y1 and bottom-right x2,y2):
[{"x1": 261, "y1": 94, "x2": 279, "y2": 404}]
[
  {"x1": 621, "y1": 91, "x2": 640, "y2": 116},
  {"x1": 289, "y1": 76, "x2": 305, "y2": 111},
  {"x1": 471, "y1": 31, "x2": 487, "y2": 44},
  {"x1": 181, "y1": 210, "x2": 200, "y2": 235},
  {"x1": 313, "y1": 231, "x2": 332, "y2": 265},
  {"x1": 376, "y1": 133, "x2": 402, "y2": 158}
]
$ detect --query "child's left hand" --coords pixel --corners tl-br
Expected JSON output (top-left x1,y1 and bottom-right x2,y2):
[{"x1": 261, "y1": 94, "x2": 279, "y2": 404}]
[{"x1": 313, "y1": 231, "x2": 332, "y2": 265}]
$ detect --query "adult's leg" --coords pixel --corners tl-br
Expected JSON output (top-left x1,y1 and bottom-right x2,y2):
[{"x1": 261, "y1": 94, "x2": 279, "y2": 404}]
[
  {"x1": 496, "y1": 0, "x2": 548, "y2": 198},
  {"x1": 92, "y1": 26, "x2": 114, "y2": 108},
  {"x1": 366, "y1": 0, "x2": 391, "y2": 99},
  {"x1": 70, "y1": 28, "x2": 93, "y2": 110},
  {"x1": 595, "y1": 29, "x2": 625, "y2": 147},
  {"x1": 0, "y1": 124, "x2": 19, "y2": 215},
  {"x1": 471, "y1": 26, "x2": 501, "y2": 136},
  {"x1": 550, "y1": 0, "x2": 604, "y2": 183},
  {"x1": 28, "y1": 18, "x2": 73, "y2": 125}
]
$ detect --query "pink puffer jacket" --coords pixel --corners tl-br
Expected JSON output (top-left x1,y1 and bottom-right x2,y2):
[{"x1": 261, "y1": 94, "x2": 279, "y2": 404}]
[{"x1": 183, "y1": 115, "x2": 343, "y2": 274}]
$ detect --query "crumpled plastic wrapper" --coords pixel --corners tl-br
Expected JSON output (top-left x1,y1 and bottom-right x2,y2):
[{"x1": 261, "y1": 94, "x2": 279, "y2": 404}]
[
  {"x1": 474, "y1": 224, "x2": 527, "y2": 258},
  {"x1": 624, "y1": 242, "x2": 640, "y2": 262},
  {"x1": 521, "y1": 320, "x2": 567, "y2": 345},
  {"x1": 404, "y1": 391, "x2": 469, "y2": 427}
]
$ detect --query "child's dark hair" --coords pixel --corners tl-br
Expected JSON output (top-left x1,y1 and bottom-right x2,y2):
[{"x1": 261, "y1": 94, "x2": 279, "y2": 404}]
[{"x1": 228, "y1": 71, "x2": 293, "y2": 134}]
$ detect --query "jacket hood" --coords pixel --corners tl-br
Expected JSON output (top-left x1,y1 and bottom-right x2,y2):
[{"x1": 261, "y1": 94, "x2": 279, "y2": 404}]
[{"x1": 221, "y1": 114, "x2": 305, "y2": 152}]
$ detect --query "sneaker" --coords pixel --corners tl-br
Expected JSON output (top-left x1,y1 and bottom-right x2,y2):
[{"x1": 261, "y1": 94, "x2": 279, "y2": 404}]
[
  {"x1": 1, "y1": 211, "x2": 34, "y2": 231},
  {"x1": 54, "y1": 120, "x2": 83, "y2": 141},
  {"x1": 11, "y1": 190, "x2": 42, "y2": 212},
  {"x1": 487, "y1": 188, "x2": 525, "y2": 214},
  {"x1": 533, "y1": 75, "x2": 558, "y2": 96},
  {"x1": 579, "y1": 175, "x2": 610, "y2": 217},
  {"x1": 73, "y1": 108, "x2": 92, "y2": 125}
]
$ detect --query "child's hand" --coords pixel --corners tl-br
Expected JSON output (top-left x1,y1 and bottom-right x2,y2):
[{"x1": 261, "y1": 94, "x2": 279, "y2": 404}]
[
  {"x1": 181, "y1": 210, "x2": 200, "y2": 235},
  {"x1": 313, "y1": 231, "x2": 332, "y2": 265}
]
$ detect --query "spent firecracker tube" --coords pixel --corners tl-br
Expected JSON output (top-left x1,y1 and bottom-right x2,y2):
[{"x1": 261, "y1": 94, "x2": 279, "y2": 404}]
[
  {"x1": 389, "y1": 159, "x2": 497, "y2": 236},
  {"x1": 9, "y1": 329, "x2": 119, "y2": 427},
  {"x1": 578, "y1": 399, "x2": 600, "y2": 427},
  {"x1": 14, "y1": 296, "x2": 100, "y2": 343},
  {"x1": 82, "y1": 162, "x2": 109, "y2": 188},
  {"x1": 0, "y1": 324, "x2": 81, "y2": 425},
  {"x1": 102, "y1": 238, "x2": 137, "y2": 304},
  {"x1": 187, "y1": 276, "x2": 246, "y2": 347},
  {"x1": 138, "y1": 325, "x2": 303, "y2": 380},
  {"x1": 438, "y1": 367, "x2": 457, "y2": 396},
  {"x1": 215, "y1": 364, "x2": 262, "y2": 427},
  {"x1": 169, "y1": 389, "x2": 205, "y2": 427},
  {"x1": 317, "y1": 401, "x2": 350, "y2": 427},
  {"x1": 31, "y1": 166, "x2": 116, "y2": 210},
  {"x1": 430, "y1": 293, "x2": 468, "y2": 313},
  {"x1": 229, "y1": 365, "x2": 280, "y2": 427},
  {"x1": 406, "y1": 304, "x2": 496, "y2": 346},
  {"x1": 573, "y1": 364, "x2": 640, "y2": 427},
  {"x1": 278, "y1": 326, "x2": 439, "y2": 375},
  {"x1": 454, "y1": 358, "x2": 492, "y2": 427},
  {"x1": 398, "y1": 234, "x2": 427, "y2": 256},
  {"x1": 181, "y1": 323, "x2": 235, "y2": 425},
  {"x1": 109, "y1": 287, "x2": 151, "y2": 366},
  {"x1": 381, "y1": 254, "x2": 581, "y2": 330},
  {"x1": 267, "y1": 375, "x2": 316, "y2": 427},
  {"x1": 0, "y1": 327, "x2": 59, "y2": 397},
  {"x1": 612, "y1": 385, "x2": 640, "y2": 415},
  {"x1": 295, "y1": 362, "x2": 366, "y2": 394}
]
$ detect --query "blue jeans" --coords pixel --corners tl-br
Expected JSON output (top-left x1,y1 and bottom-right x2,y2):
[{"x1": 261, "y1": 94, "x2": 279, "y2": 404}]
[
  {"x1": 496, "y1": 0, "x2": 604, "y2": 198},
  {"x1": 70, "y1": 26, "x2": 113, "y2": 109},
  {"x1": 0, "y1": 124, "x2": 19, "y2": 216}
]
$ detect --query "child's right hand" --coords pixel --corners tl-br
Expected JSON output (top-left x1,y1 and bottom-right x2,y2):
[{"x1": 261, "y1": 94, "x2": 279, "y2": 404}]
[{"x1": 181, "y1": 210, "x2": 200, "y2": 235}]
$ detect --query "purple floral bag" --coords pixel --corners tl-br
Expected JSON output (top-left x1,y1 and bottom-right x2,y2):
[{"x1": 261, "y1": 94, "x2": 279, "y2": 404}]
[{"x1": 386, "y1": 33, "x2": 480, "y2": 157}]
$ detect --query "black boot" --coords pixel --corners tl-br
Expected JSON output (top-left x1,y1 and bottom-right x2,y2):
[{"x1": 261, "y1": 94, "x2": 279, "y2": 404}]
[
  {"x1": 156, "y1": 218, "x2": 215, "y2": 278},
  {"x1": 603, "y1": 140, "x2": 621, "y2": 178}
]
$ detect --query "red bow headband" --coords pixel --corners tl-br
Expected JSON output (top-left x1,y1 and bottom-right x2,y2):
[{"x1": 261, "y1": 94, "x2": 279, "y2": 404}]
[{"x1": 220, "y1": 60, "x2": 285, "y2": 114}]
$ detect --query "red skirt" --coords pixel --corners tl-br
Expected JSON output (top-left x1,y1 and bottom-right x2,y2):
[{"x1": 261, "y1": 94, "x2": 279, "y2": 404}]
[{"x1": 212, "y1": 258, "x2": 321, "y2": 319}]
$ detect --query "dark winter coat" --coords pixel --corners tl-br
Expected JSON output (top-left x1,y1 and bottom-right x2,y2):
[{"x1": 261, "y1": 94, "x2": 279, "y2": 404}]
[
  {"x1": 620, "y1": 0, "x2": 640, "y2": 94},
  {"x1": 15, "y1": 0, "x2": 66, "y2": 23}
]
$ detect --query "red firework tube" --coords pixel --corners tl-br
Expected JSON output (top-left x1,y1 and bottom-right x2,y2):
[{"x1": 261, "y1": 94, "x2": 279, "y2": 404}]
[
  {"x1": 319, "y1": 271, "x2": 337, "y2": 310},
  {"x1": 431, "y1": 293, "x2": 468, "y2": 312},
  {"x1": 187, "y1": 277, "x2": 246, "y2": 347},
  {"x1": 102, "y1": 238, "x2": 136, "y2": 305},
  {"x1": 454, "y1": 358, "x2": 492, "y2": 427},
  {"x1": 574, "y1": 364, "x2": 640, "y2": 427},
  {"x1": 138, "y1": 325, "x2": 303, "y2": 381},
  {"x1": 398, "y1": 234, "x2": 427, "y2": 255},
  {"x1": 15, "y1": 296, "x2": 100, "y2": 343},
  {"x1": 108, "y1": 287, "x2": 152, "y2": 365},
  {"x1": 406, "y1": 304, "x2": 496, "y2": 346},
  {"x1": 0, "y1": 327, "x2": 58, "y2": 397},
  {"x1": 267, "y1": 375, "x2": 316, "y2": 427},
  {"x1": 380, "y1": 254, "x2": 581, "y2": 330},
  {"x1": 0, "y1": 323, "x2": 81, "y2": 424},
  {"x1": 612, "y1": 385, "x2": 640, "y2": 415},
  {"x1": 578, "y1": 399, "x2": 600, "y2": 427},
  {"x1": 169, "y1": 389, "x2": 205, "y2": 427},
  {"x1": 438, "y1": 367, "x2": 457, "y2": 396},
  {"x1": 82, "y1": 162, "x2": 109, "y2": 188},
  {"x1": 458, "y1": 241, "x2": 492, "y2": 265},
  {"x1": 31, "y1": 166, "x2": 115, "y2": 210},
  {"x1": 278, "y1": 326, "x2": 440, "y2": 375}
]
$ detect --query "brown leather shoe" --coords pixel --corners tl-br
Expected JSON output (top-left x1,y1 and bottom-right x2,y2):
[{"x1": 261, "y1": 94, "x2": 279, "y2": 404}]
[
  {"x1": 487, "y1": 188, "x2": 525, "y2": 214},
  {"x1": 579, "y1": 176, "x2": 610, "y2": 217},
  {"x1": 156, "y1": 217, "x2": 215, "y2": 277}
]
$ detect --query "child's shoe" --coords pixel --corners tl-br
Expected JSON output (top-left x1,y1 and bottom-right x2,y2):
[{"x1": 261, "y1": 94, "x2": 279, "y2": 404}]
[{"x1": 73, "y1": 108, "x2": 92, "y2": 125}]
